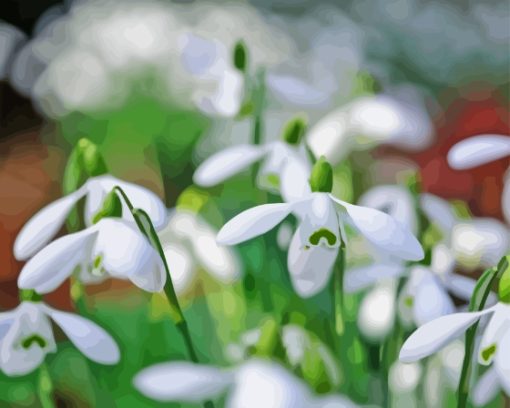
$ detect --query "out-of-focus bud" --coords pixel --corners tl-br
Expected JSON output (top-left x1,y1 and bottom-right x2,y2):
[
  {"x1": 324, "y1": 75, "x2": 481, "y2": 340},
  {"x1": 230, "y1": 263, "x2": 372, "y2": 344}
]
[
  {"x1": 498, "y1": 255, "x2": 510, "y2": 304},
  {"x1": 233, "y1": 40, "x2": 248, "y2": 73},
  {"x1": 309, "y1": 156, "x2": 333, "y2": 193},
  {"x1": 282, "y1": 116, "x2": 307, "y2": 146},
  {"x1": 253, "y1": 317, "x2": 285, "y2": 361}
]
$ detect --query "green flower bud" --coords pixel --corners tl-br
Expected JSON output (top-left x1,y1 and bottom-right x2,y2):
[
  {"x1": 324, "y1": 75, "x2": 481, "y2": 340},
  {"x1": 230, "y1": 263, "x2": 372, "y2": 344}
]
[
  {"x1": 233, "y1": 40, "x2": 248, "y2": 73},
  {"x1": 498, "y1": 255, "x2": 510, "y2": 304},
  {"x1": 309, "y1": 156, "x2": 333, "y2": 193},
  {"x1": 92, "y1": 189, "x2": 123, "y2": 223},
  {"x1": 282, "y1": 116, "x2": 307, "y2": 145},
  {"x1": 79, "y1": 138, "x2": 107, "y2": 177},
  {"x1": 19, "y1": 289, "x2": 42, "y2": 302},
  {"x1": 253, "y1": 317, "x2": 285, "y2": 360}
]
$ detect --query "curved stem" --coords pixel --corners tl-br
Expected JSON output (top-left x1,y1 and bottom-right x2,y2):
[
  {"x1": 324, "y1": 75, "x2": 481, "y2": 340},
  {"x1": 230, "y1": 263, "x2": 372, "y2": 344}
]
[
  {"x1": 37, "y1": 363, "x2": 56, "y2": 408},
  {"x1": 114, "y1": 186, "x2": 215, "y2": 408},
  {"x1": 334, "y1": 243, "x2": 346, "y2": 336}
]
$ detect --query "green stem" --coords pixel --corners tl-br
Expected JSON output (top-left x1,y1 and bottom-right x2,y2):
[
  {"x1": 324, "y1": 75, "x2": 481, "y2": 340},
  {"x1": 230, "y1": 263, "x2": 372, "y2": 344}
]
[
  {"x1": 334, "y1": 243, "x2": 346, "y2": 336},
  {"x1": 37, "y1": 363, "x2": 56, "y2": 408},
  {"x1": 114, "y1": 186, "x2": 215, "y2": 408},
  {"x1": 457, "y1": 261, "x2": 506, "y2": 408}
]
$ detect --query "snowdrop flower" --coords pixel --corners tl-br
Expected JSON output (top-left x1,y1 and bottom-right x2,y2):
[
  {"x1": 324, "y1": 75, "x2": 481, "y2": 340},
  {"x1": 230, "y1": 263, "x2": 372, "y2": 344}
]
[
  {"x1": 472, "y1": 366, "x2": 502, "y2": 406},
  {"x1": 14, "y1": 173, "x2": 167, "y2": 260},
  {"x1": 218, "y1": 158, "x2": 423, "y2": 297},
  {"x1": 400, "y1": 257, "x2": 510, "y2": 396},
  {"x1": 158, "y1": 209, "x2": 240, "y2": 293},
  {"x1": 307, "y1": 91, "x2": 433, "y2": 165},
  {"x1": 134, "y1": 358, "x2": 356, "y2": 408},
  {"x1": 193, "y1": 117, "x2": 310, "y2": 199},
  {"x1": 179, "y1": 33, "x2": 244, "y2": 117},
  {"x1": 18, "y1": 217, "x2": 166, "y2": 293},
  {"x1": 0, "y1": 300, "x2": 119, "y2": 376},
  {"x1": 448, "y1": 134, "x2": 510, "y2": 224}
]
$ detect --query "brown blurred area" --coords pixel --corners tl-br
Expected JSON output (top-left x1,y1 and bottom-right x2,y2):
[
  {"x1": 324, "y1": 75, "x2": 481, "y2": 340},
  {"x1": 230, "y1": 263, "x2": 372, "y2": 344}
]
[{"x1": 0, "y1": 82, "x2": 71, "y2": 309}]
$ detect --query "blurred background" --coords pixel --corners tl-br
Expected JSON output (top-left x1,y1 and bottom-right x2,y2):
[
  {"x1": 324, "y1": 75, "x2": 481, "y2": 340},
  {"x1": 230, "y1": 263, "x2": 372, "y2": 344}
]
[{"x1": 0, "y1": 0, "x2": 509, "y2": 406}]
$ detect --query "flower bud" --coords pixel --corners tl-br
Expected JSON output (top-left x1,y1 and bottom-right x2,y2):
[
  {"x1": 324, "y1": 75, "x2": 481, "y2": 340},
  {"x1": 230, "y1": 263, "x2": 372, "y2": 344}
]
[
  {"x1": 233, "y1": 40, "x2": 248, "y2": 73},
  {"x1": 497, "y1": 255, "x2": 510, "y2": 304},
  {"x1": 253, "y1": 317, "x2": 285, "y2": 360},
  {"x1": 309, "y1": 156, "x2": 333, "y2": 193},
  {"x1": 282, "y1": 116, "x2": 307, "y2": 145},
  {"x1": 92, "y1": 190, "x2": 123, "y2": 223},
  {"x1": 63, "y1": 138, "x2": 107, "y2": 194}
]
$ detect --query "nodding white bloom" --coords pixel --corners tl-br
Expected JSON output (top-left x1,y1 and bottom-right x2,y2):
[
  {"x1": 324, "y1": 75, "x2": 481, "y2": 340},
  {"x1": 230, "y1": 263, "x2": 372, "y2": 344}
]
[
  {"x1": 158, "y1": 209, "x2": 240, "y2": 293},
  {"x1": 179, "y1": 33, "x2": 243, "y2": 117},
  {"x1": 472, "y1": 366, "x2": 502, "y2": 406},
  {"x1": 448, "y1": 134, "x2": 510, "y2": 224},
  {"x1": 225, "y1": 324, "x2": 340, "y2": 388},
  {"x1": 14, "y1": 174, "x2": 167, "y2": 261},
  {"x1": 400, "y1": 272, "x2": 510, "y2": 397},
  {"x1": 217, "y1": 159, "x2": 423, "y2": 298},
  {"x1": 0, "y1": 301, "x2": 119, "y2": 376},
  {"x1": 18, "y1": 217, "x2": 166, "y2": 293},
  {"x1": 193, "y1": 119, "x2": 310, "y2": 200},
  {"x1": 134, "y1": 358, "x2": 356, "y2": 408},
  {"x1": 307, "y1": 91, "x2": 433, "y2": 165}
]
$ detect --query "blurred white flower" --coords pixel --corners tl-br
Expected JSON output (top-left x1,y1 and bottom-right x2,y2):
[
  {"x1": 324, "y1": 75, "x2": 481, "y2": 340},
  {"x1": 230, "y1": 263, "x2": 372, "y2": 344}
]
[
  {"x1": 0, "y1": 301, "x2": 119, "y2": 376},
  {"x1": 307, "y1": 91, "x2": 433, "y2": 165},
  {"x1": 400, "y1": 302, "x2": 510, "y2": 396},
  {"x1": 472, "y1": 366, "x2": 501, "y2": 406},
  {"x1": 0, "y1": 22, "x2": 26, "y2": 80},
  {"x1": 14, "y1": 174, "x2": 167, "y2": 260},
  {"x1": 218, "y1": 172, "x2": 423, "y2": 297},
  {"x1": 193, "y1": 137, "x2": 311, "y2": 200},
  {"x1": 158, "y1": 209, "x2": 240, "y2": 294},
  {"x1": 134, "y1": 358, "x2": 356, "y2": 408},
  {"x1": 448, "y1": 134, "x2": 510, "y2": 224},
  {"x1": 18, "y1": 218, "x2": 166, "y2": 293}
]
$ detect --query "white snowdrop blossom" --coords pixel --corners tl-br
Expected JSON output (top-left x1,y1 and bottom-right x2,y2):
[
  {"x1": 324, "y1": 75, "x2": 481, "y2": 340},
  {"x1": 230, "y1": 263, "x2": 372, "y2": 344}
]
[
  {"x1": 14, "y1": 174, "x2": 167, "y2": 261},
  {"x1": 193, "y1": 139, "x2": 311, "y2": 201},
  {"x1": 307, "y1": 91, "x2": 433, "y2": 165},
  {"x1": 448, "y1": 134, "x2": 510, "y2": 224},
  {"x1": 17, "y1": 217, "x2": 166, "y2": 293},
  {"x1": 134, "y1": 358, "x2": 357, "y2": 408},
  {"x1": 400, "y1": 301, "x2": 510, "y2": 396},
  {"x1": 217, "y1": 165, "x2": 423, "y2": 298},
  {"x1": 158, "y1": 209, "x2": 240, "y2": 293},
  {"x1": 0, "y1": 301, "x2": 119, "y2": 376}
]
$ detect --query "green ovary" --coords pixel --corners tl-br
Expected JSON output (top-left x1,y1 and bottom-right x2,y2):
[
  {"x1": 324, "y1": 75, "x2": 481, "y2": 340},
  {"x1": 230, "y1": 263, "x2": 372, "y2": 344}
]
[
  {"x1": 21, "y1": 334, "x2": 47, "y2": 349},
  {"x1": 309, "y1": 228, "x2": 337, "y2": 246},
  {"x1": 481, "y1": 344, "x2": 497, "y2": 362},
  {"x1": 264, "y1": 173, "x2": 280, "y2": 188}
]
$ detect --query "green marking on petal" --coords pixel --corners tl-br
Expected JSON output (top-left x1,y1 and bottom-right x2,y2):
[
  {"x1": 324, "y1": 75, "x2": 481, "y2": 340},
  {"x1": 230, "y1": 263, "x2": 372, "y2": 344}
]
[
  {"x1": 404, "y1": 296, "x2": 414, "y2": 308},
  {"x1": 309, "y1": 228, "x2": 337, "y2": 246},
  {"x1": 264, "y1": 173, "x2": 280, "y2": 188},
  {"x1": 93, "y1": 255, "x2": 102, "y2": 269},
  {"x1": 21, "y1": 334, "x2": 47, "y2": 349},
  {"x1": 481, "y1": 343, "x2": 497, "y2": 362}
]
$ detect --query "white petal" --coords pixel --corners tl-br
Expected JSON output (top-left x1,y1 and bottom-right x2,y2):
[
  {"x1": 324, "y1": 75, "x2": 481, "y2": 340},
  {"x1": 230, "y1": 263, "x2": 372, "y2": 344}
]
[
  {"x1": 448, "y1": 135, "x2": 510, "y2": 169},
  {"x1": 494, "y1": 324, "x2": 510, "y2": 395},
  {"x1": 399, "y1": 309, "x2": 493, "y2": 362},
  {"x1": 331, "y1": 195, "x2": 424, "y2": 261},
  {"x1": 306, "y1": 108, "x2": 351, "y2": 165},
  {"x1": 198, "y1": 69, "x2": 244, "y2": 117},
  {"x1": 256, "y1": 142, "x2": 290, "y2": 193},
  {"x1": 266, "y1": 73, "x2": 330, "y2": 108},
  {"x1": 228, "y1": 360, "x2": 310, "y2": 408},
  {"x1": 14, "y1": 187, "x2": 87, "y2": 260},
  {"x1": 344, "y1": 263, "x2": 405, "y2": 293},
  {"x1": 412, "y1": 267, "x2": 455, "y2": 326},
  {"x1": 358, "y1": 280, "x2": 397, "y2": 341},
  {"x1": 17, "y1": 229, "x2": 96, "y2": 294},
  {"x1": 0, "y1": 302, "x2": 56, "y2": 376},
  {"x1": 134, "y1": 362, "x2": 232, "y2": 402},
  {"x1": 420, "y1": 193, "x2": 457, "y2": 240},
  {"x1": 217, "y1": 203, "x2": 293, "y2": 246},
  {"x1": 358, "y1": 185, "x2": 417, "y2": 234},
  {"x1": 162, "y1": 243, "x2": 195, "y2": 294},
  {"x1": 280, "y1": 155, "x2": 312, "y2": 203},
  {"x1": 472, "y1": 367, "x2": 500, "y2": 407},
  {"x1": 44, "y1": 305, "x2": 119, "y2": 365},
  {"x1": 93, "y1": 219, "x2": 165, "y2": 292},
  {"x1": 287, "y1": 227, "x2": 337, "y2": 297},
  {"x1": 503, "y1": 177, "x2": 510, "y2": 225},
  {"x1": 0, "y1": 314, "x2": 13, "y2": 340},
  {"x1": 299, "y1": 193, "x2": 340, "y2": 248},
  {"x1": 193, "y1": 144, "x2": 266, "y2": 187},
  {"x1": 478, "y1": 303, "x2": 510, "y2": 365},
  {"x1": 91, "y1": 175, "x2": 168, "y2": 230},
  {"x1": 444, "y1": 273, "x2": 478, "y2": 301}
]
